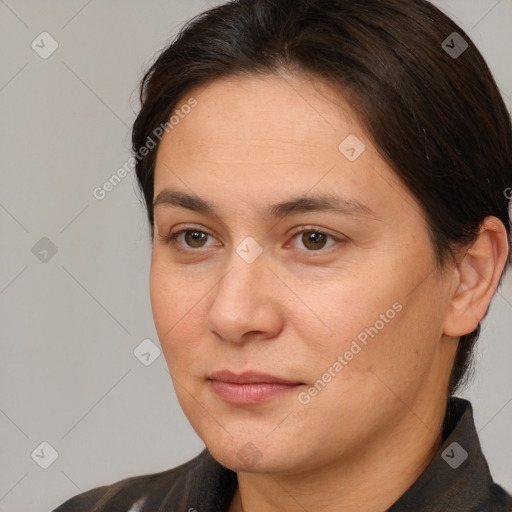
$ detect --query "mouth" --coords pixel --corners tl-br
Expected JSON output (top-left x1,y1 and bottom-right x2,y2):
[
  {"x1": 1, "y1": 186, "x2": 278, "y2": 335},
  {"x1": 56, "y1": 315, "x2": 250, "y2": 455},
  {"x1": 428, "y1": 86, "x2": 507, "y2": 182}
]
[{"x1": 208, "y1": 370, "x2": 304, "y2": 405}]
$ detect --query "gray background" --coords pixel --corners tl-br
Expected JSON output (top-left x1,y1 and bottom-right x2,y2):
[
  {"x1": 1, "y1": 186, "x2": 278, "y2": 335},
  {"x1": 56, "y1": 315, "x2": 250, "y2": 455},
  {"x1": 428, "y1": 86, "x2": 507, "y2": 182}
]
[{"x1": 0, "y1": 1, "x2": 510, "y2": 511}]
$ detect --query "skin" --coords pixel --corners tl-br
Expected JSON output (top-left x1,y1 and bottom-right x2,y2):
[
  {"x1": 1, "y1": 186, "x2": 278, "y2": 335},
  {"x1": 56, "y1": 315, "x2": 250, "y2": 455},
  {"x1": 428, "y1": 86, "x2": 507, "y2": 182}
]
[{"x1": 149, "y1": 72, "x2": 509, "y2": 512}]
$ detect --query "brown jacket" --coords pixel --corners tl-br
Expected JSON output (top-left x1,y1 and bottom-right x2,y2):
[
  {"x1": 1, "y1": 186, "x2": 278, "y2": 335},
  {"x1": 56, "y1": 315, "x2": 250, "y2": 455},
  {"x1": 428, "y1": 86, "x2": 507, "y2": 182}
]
[{"x1": 52, "y1": 398, "x2": 511, "y2": 511}]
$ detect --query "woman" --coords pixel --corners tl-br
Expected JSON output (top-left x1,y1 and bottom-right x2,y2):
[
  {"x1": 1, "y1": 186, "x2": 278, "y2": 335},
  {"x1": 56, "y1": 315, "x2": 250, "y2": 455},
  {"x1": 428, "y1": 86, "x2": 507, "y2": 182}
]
[{"x1": 52, "y1": 0, "x2": 512, "y2": 510}]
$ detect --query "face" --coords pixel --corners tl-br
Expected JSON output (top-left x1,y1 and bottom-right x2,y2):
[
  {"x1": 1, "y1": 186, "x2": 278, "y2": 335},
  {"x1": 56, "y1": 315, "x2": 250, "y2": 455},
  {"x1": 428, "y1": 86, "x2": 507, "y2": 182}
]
[{"x1": 150, "y1": 73, "x2": 457, "y2": 475}]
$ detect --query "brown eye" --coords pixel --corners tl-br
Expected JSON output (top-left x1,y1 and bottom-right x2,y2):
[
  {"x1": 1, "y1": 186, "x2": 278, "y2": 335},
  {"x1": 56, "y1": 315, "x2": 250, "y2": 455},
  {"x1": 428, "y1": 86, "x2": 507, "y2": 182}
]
[
  {"x1": 301, "y1": 231, "x2": 328, "y2": 250},
  {"x1": 163, "y1": 228, "x2": 219, "y2": 250},
  {"x1": 183, "y1": 230, "x2": 209, "y2": 248},
  {"x1": 289, "y1": 229, "x2": 340, "y2": 252}
]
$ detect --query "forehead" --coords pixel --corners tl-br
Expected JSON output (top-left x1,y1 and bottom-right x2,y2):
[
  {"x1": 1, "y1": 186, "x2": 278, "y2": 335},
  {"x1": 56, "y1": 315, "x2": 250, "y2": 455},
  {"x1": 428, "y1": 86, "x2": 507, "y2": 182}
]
[
  {"x1": 153, "y1": 73, "x2": 419, "y2": 223},
  {"x1": 163, "y1": 73, "x2": 359, "y2": 162}
]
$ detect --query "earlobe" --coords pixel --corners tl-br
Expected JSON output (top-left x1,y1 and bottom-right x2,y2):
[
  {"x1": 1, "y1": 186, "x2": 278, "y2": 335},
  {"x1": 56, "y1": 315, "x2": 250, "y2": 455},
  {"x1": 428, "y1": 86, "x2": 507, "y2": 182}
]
[{"x1": 443, "y1": 216, "x2": 510, "y2": 337}]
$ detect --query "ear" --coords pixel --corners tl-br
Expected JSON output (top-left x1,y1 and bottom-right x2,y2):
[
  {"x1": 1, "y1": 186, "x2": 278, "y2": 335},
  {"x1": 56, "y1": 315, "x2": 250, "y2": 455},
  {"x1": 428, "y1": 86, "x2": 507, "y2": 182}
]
[{"x1": 443, "y1": 216, "x2": 510, "y2": 337}]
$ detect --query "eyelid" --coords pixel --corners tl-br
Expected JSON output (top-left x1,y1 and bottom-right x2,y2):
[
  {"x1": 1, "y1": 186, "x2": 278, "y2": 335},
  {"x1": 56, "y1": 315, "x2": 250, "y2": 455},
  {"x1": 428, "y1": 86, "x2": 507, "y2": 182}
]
[
  {"x1": 161, "y1": 224, "x2": 221, "y2": 249},
  {"x1": 288, "y1": 224, "x2": 345, "y2": 240},
  {"x1": 286, "y1": 225, "x2": 346, "y2": 251}
]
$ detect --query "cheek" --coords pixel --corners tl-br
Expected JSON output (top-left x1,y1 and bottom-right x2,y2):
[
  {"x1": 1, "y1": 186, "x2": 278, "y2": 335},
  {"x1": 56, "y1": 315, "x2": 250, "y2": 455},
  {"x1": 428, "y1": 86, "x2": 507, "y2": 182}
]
[
  {"x1": 150, "y1": 266, "x2": 178, "y2": 336},
  {"x1": 346, "y1": 283, "x2": 448, "y2": 398},
  {"x1": 309, "y1": 276, "x2": 400, "y2": 344},
  {"x1": 149, "y1": 262, "x2": 206, "y2": 368},
  {"x1": 307, "y1": 268, "x2": 443, "y2": 389}
]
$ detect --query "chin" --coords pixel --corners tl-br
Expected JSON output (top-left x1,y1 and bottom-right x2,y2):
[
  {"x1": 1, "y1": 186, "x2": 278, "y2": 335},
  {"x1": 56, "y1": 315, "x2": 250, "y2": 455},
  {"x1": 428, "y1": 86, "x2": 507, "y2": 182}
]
[{"x1": 204, "y1": 432, "x2": 302, "y2": 474}]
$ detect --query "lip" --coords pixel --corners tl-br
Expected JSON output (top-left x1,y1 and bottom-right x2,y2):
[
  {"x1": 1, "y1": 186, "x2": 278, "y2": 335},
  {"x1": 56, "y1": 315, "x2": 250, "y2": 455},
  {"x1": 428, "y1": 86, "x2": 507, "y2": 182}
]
[
  {"x1": 208, "y1": 370, "x2": 303, "y2": 404},
  {"x1": 209, "y1": 370, "x2": 301, "y2": 385}
]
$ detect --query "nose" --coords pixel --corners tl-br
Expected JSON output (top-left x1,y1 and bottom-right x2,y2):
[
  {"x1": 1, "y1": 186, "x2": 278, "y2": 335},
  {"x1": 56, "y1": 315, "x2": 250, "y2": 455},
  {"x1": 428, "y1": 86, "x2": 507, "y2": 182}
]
[{"x1": 205, "y1": 248, "x2": 284, "y2": 344}]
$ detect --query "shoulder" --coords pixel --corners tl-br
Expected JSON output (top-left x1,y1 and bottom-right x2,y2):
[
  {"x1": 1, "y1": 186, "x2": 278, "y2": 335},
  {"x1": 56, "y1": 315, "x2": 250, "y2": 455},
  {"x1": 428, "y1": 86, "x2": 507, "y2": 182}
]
[{"x1": 51, "y1": 448, "x2": 236, "y2": 512}]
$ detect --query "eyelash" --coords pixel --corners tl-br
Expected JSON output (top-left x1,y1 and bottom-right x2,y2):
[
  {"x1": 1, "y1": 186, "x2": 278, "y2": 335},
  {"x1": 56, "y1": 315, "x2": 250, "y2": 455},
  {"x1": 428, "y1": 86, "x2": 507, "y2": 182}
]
[{"x1": 159, "y1": 225, "x2": 345, "y2": 254}]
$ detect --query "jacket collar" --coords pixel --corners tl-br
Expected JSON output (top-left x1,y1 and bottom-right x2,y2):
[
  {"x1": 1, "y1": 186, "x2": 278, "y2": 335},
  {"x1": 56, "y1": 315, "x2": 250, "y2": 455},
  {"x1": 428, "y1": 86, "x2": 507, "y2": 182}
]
[{"x1": 388, "y1": 397, "x2": 509, "y2": 510}]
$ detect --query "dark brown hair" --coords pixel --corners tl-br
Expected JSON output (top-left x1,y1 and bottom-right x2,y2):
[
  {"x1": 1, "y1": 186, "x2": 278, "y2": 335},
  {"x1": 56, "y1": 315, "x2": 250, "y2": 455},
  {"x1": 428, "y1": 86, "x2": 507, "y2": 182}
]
[{"x1": 132, "y1": 0, "x2": 512, "y2": 395}]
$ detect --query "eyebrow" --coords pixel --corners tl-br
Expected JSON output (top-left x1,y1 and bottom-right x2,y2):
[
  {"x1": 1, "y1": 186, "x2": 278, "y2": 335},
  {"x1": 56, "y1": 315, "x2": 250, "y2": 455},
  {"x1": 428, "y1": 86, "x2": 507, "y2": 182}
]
[{"x1": 153, "y1": 189, "x2": 380, "y2": 220}]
